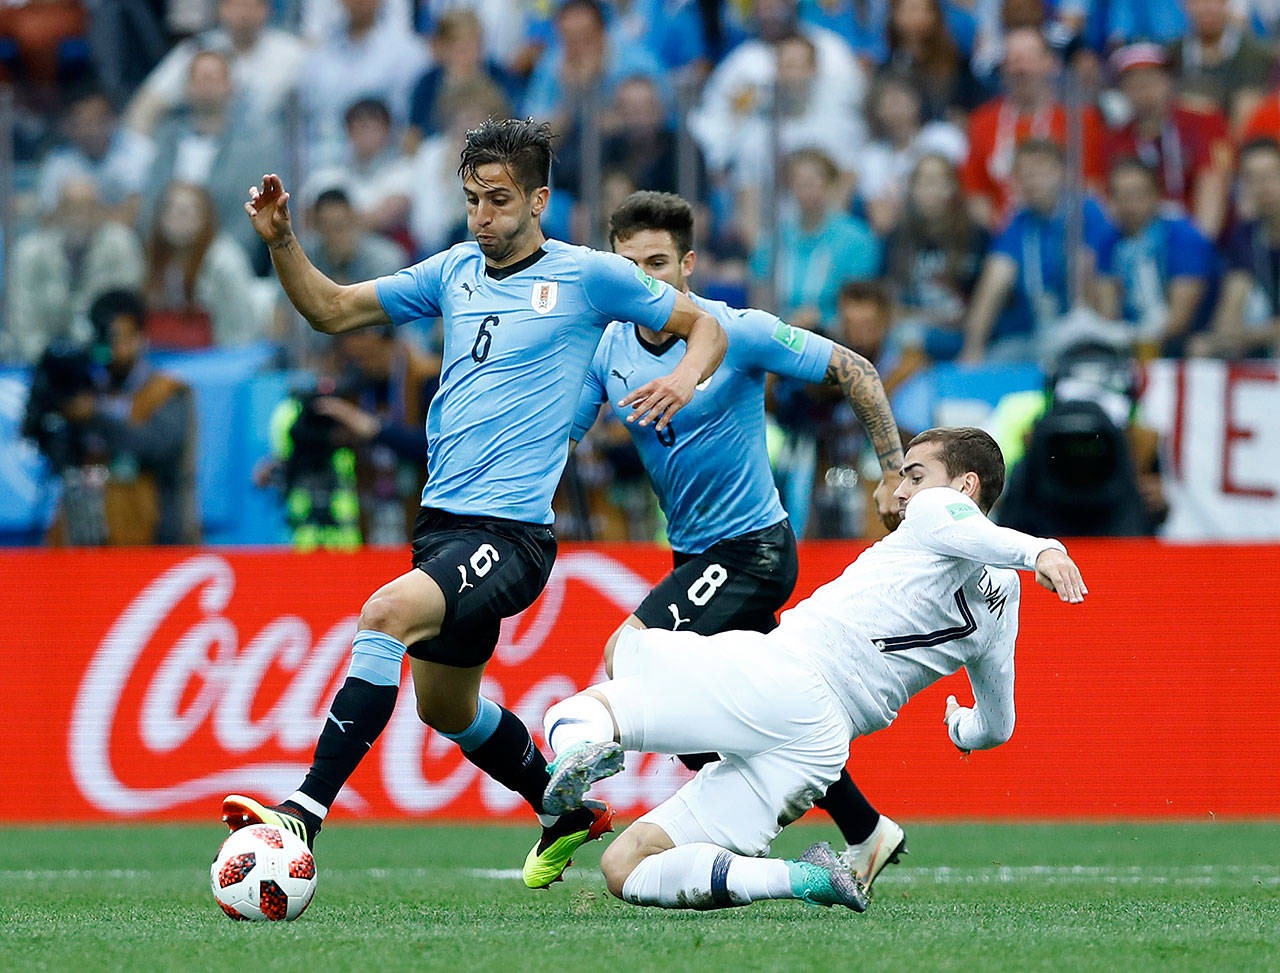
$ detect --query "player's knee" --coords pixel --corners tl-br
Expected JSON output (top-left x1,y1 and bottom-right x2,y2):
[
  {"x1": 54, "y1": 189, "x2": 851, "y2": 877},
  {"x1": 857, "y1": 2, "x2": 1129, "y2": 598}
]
[
  {"x1": 358, "y1": 594, "x2": 405, "y2": 641},
  {"x1": 600, "y1": 838, "x2": 640, "y2": 899}
]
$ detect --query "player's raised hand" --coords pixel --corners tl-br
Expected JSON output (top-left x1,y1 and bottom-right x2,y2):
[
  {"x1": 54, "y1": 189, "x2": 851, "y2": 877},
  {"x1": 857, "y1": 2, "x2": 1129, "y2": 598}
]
[
  {"x1": 245, "y1": 174, "x2": 294, "y2": 247},
  {"x1": 619, "y1": 365, "x2": 699, "y2": 431},
  {"x1": 873, "y1": 470, "x2": 904, "y2": 530},
  {"x1": 1034, "y1": 549, "x2": 1087, "y2": 603}
]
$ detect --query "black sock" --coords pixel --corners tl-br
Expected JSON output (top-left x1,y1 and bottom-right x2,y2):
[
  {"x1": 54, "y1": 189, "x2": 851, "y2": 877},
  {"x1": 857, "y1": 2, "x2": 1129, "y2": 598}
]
[
  {"x1": 298, "y1": 676, "x2": 399, "y2": 811},
  {"x1": 461, "y1": 705, "x2": 551, "y2": 815},
  {"x1": 814, "y1": 770, "x2": 881, "y2": 845}
]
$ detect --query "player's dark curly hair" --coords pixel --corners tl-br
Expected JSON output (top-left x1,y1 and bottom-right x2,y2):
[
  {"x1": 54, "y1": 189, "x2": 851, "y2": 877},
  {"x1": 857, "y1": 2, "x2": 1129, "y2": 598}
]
[
  {"x1": 907, "y1": 427, "x2": 1006, "y2": 513},
  {"x1": 458, "y1": 118, "x2": 555, "y2": 195},
  {"x1": 609, "y1": 191, "x2": 695, "y2": 256}
]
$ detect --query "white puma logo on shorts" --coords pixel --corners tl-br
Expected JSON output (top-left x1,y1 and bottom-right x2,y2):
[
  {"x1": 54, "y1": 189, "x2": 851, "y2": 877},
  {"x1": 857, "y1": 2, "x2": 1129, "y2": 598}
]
[
  {"x1": 668, "y1": 603, "x2": 691, "y2": 630},
  {"x1": 457, "y1": 564, "x2": 474, "y2": 592}
]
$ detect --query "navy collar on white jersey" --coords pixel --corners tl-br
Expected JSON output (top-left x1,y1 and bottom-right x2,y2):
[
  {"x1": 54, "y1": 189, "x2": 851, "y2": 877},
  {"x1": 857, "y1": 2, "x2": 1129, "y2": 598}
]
[{"x1": 484, "y1": 246, "x2": 548, "y2": 280}]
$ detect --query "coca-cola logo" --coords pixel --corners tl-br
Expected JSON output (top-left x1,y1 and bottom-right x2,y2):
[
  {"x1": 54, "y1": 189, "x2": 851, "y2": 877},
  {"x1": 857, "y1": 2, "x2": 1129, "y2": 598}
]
[{"x1": 69, "y1": 552, "x2": 692, "y2": 817}]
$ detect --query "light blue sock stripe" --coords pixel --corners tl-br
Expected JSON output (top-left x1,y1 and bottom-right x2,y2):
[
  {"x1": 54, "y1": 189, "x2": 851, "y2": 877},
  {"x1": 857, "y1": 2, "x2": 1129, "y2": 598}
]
[
  {"x1": 348, "y1": 630, "x2": 407, "y2": 687},
  {"x1": 441, "y1": 696, "x2": 503, "y2": 751}
]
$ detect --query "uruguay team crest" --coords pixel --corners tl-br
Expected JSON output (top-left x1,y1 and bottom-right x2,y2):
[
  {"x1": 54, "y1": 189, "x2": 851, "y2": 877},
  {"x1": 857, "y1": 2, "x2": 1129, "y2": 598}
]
[{"x1": 531, "y1": 281, "x2": 558, "y2": 314}]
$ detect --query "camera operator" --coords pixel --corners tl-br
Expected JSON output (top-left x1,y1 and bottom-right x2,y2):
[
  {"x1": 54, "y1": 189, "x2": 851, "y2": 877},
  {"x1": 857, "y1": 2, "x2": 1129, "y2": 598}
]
[
  {"x1": 262, "y1": 325, "x2": 438, "y2": 549},
  {"x1": 23, "y1": 289, "x2": 199, "y2": 545}
]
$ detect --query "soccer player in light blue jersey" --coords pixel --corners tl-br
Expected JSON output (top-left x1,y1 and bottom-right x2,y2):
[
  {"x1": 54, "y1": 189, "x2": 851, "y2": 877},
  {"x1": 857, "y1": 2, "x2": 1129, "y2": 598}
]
[
  {"x1": 568, "y1": 191, "x2": 909, "y2": 890},
  {"x1": 219, "y1": 121, "x2": 727, "y2": 890}
]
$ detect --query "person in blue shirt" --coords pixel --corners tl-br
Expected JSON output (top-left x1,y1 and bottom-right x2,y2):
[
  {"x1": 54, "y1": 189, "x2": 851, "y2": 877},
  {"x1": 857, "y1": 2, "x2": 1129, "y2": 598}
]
[
  {"x1": 571, "y1": 191, "x2": 910, "y2": 890},
  {"x1": 961, "y1": 137, "x2": 1117, "y2": 362},
  {"x1": 219, "y1": 120, "x2": 727, "y2": 891},
  {"x1": 1096, "y1": 158, "x2": 1217, "y2": 357}
]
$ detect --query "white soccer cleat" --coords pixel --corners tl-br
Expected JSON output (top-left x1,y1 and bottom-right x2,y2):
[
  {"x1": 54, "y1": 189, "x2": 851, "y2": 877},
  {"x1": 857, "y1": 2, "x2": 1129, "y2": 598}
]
[{"x1": 840, "y1": 815, "x2": 907, "y2": 893}]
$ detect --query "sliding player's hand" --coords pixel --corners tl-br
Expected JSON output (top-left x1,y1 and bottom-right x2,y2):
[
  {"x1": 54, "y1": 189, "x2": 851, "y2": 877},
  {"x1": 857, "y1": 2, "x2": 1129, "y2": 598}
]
[
  {"x1": 943, "y1": 695, "x2": 971, "y2": 755},
  {"x1": 1034, "y1": 549, "x2": 1087, "y2": 604},
  {"x1": 620, "y1": 366, "x2": 699, "y2": 431},
  {"x1": 245, "y1": 174, "x2": 294, "y2": 246},
  {"x1": 873, "y1": 471, "x2": 903, "y2": 530}
]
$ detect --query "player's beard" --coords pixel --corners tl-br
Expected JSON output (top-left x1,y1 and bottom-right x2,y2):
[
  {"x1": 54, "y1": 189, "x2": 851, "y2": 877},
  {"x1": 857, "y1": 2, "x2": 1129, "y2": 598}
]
[{"x1": 475, "y1": 213, "x2": 531, "y2": 264}]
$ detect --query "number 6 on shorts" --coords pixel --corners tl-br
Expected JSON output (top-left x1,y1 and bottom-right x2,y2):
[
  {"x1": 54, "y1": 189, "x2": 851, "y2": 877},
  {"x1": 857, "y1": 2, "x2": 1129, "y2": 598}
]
[
  {"x1": 687, "y1": 563, "x2": 727, "y2": 606},
  {"x1": 471, "y1": 543, "x2": 500, "y2": 577}
]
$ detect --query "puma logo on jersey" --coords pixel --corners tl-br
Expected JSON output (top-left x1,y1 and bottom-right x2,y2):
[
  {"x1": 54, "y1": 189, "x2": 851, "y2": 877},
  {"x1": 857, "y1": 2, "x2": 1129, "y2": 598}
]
[
  {"x1": 460, "y1": 282, "x2": 477, "y2": 300},
  {"x1": 610, "y1": 367, "x2": 634, "y2": 389},
  {"x1": 668, "y1": 603, "x2": 691, "y2": 630},
  {"x1": 457, "y1": 565, "x2": 475, "y2": 592},
  {"x1": 327, "y1": 714, "x2": 354, "y2": 732}
]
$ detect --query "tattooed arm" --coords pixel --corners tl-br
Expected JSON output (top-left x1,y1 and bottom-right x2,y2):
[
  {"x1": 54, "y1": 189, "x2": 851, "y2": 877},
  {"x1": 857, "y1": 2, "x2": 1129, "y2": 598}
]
[{"x1": 822, "y1": 344, "x2": 905, "y2": 529}]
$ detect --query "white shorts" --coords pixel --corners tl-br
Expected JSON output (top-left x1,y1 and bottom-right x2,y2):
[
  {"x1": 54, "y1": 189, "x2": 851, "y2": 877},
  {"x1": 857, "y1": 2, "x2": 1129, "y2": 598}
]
[{"x1": 601, "y1": 626, "x2": 854, "y2": 857}]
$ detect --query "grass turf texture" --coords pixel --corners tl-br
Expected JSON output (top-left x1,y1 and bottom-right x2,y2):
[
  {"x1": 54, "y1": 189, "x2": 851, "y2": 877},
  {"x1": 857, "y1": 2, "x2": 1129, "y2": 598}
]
[{"x1": 2, "y1": 822, "x2": 1277, "y2": 971}]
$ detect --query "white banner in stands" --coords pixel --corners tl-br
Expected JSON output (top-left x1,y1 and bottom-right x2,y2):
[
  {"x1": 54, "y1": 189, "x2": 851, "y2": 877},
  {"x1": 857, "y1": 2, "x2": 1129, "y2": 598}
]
[{"x1": 1142, "y1": 359, "x2": 1280, "y2": 540}]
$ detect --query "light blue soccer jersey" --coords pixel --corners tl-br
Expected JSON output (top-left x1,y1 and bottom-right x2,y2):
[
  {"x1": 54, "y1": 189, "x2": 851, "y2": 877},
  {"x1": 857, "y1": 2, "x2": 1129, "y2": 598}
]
[
  {"x1": 572, "y1": 292, "x2": 834, "y2": 553},
  {"x1": 376, "y1": 239, "x2": 677, "y2": 523}
]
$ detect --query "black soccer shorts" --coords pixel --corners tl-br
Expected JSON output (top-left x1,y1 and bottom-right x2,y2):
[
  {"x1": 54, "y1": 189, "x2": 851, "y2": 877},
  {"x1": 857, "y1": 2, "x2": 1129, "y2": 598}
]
[
  {"x1": 633, "y1": 519, "x2": 799, "y2": 636},
  {"x1": 407, "y1": 507, "x2": 557, "y2": 668}
]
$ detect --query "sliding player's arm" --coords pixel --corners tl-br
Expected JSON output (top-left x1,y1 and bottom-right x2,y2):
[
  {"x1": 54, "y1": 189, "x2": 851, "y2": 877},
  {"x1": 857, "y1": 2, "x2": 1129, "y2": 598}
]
[
  {"x1": 908, "y1": 487, "x2": 1087, "y2": 603},
  {"x1": 943, "y1": 580, "x2": 1020, "y2": 753},
  {"x1": 246, "y1": 175, "x2": 391, "y2": 334},
  {"x1": 821, "y1": 345, "x2": 905, "y2": 528}
]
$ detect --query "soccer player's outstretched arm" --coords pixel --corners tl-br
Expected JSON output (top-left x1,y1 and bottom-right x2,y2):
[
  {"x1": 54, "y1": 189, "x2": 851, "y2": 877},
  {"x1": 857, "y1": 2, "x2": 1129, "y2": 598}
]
[
  {"x1": 821, "y1": 345, "x2": 904, "y2": 528},
  {"x1": 909, "y1": 488, "x2": 1088, "y2": 603},
  {"x1": 246, "y1": 175, "x2": 391, "y2": 334}
]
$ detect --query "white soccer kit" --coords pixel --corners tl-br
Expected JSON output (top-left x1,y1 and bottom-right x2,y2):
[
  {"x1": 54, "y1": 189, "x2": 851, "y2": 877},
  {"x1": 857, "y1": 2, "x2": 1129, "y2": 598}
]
[{"x1": 601, "y1": 486, "x2": 1065, "y2": 856}]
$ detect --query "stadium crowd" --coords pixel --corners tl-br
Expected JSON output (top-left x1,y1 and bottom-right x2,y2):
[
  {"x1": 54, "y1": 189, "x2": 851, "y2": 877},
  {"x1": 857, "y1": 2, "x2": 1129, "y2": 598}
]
[{"x1": 4, "y1": 0, "x2": 1277, "y2": 544}]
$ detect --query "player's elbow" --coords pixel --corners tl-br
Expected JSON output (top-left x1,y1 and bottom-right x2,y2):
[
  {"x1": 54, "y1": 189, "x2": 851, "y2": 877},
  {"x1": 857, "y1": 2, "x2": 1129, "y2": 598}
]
[{"x1": 971, "y1": 713, "x2": 1015, "y2": 750}]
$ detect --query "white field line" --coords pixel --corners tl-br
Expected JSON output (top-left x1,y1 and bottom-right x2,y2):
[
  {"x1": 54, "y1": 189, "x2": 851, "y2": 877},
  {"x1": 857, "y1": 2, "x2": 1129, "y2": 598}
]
[{"x1": 4, "y1": 864, "x2": 1280, "y2": 887}]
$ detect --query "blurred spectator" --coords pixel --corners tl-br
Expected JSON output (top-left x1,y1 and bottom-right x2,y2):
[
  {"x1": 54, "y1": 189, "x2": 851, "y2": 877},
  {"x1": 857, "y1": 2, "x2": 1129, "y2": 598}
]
[
  {"x1": 750, "y1": 149, "x2": 881, "y2": 328},
  {"x1": 609, "y1": 0, "x2": 710, "y2": 71},
  {"x1": 857, "y1": 74, "x2": 966, "y2": 235},
  {"x1": 24, "y1": 289, "x2": 198, "y2": 546},
  {"x1": 404, "y1": 9, "x2": 519, "y2": 151},
  {"x1": 1105, "y1": 43, "x2": 1233, "y2": 240},
  {"x1": 884, "y1": 0, "x2": 986, "y2": 122},
  {"x1": 993, "y1": 322, "x2": 1166, "y2": 536},
  {"x1": 1168, "y1": 0, "x2": 1274, "y2": 127},
  {"x1": 408, "y1": 78, "x2": 510, "y2": 255},
  {"x1": 0, "y1": 0, "x2": 86, "y2": 91},
  {"x1": 1096, "y1": 158, "x2": 1217, "y2": 357},
  {"x1": 691, "y1": 0, "x2": 867, "y2": 187},
  {"x1": 523, "y1": 0, "x2": 666, "y2": 132},
  {"x1": 5, "y1": 178, "x2": 143, "y2": 364},
  {"x1": 884, "y1": 153, "x2": 990, "y2": 360},
  {"x1": 145, "y1": 49, "x2": 284, "y2": 263},
  {"x1": 302, "y1": 0, "x2": 430, "y2": 168},
  {"x1": 807, "y1": 280, "x2": 923, "y2": 538},
  {"x1": 961, "y1": 27, "x2": 1106, "y2": 229},
  {"x1": 600, "y1": 75, "x2": 706, "y2": 200},
  {"x1": 1205, "y1": 137, "x2": 1280, "y2": 357},
  {"x1": 124, "y1": 0, "x2": 308, "y2": 137},
  {"x1": 142, "y1": 182, "x2": 262, "y2": 347},
  {"x1": 305, "y1": 99, "x2": 414, "y2": 240},
  {"x1": 961, "y1": 138, "x2": 1115, "y2": 362},
  {"x1": 301, "y1": 0, "x2": 413, "y2": 42},
  {"x1": 37, "y1": 89, "x2": 153, "y2": 225}
]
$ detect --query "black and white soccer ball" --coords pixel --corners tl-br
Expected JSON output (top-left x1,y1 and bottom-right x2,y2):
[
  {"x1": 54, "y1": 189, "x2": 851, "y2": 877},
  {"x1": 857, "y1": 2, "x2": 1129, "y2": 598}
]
[{"x1": 211, "y1": 824, "x2": 317, "y2": 921}]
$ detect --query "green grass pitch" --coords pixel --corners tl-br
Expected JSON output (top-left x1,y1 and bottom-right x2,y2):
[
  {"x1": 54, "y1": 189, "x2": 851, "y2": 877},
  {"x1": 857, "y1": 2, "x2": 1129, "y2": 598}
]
[{"x1": 2, "y1": 822, "x2": 1277, "y2": 971}]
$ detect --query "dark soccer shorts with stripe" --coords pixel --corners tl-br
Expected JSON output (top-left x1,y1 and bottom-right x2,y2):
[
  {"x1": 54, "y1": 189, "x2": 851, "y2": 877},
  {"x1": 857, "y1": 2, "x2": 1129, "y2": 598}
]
[
  {"x1": 407, "y1": 507, "x2": 556, "y2": 667},
  {"x1": 634, "y1": 519, "x2": 799, "y2": 636}
]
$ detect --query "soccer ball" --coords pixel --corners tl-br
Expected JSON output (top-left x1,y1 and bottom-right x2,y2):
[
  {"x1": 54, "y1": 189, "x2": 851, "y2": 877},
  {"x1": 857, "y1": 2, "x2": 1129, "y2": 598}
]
[{"x1": 210, "y1": 824, "x2": 317, "y2": 921}]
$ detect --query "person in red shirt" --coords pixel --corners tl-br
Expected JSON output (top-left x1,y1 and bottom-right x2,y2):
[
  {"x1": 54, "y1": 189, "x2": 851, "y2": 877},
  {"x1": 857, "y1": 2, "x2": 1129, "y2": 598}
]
[
  {"x1": 1104, "y1": 43, "x2": 1233, "y2": 240},
  {"x1": 961, "y1": 27, "x2": 1106, "y2": 229}
]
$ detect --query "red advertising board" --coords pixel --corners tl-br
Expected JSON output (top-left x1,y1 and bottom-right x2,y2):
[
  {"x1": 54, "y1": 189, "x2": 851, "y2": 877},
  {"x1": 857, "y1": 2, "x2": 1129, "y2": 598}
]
[{"x1": 3, "y1": 542, "x2": 1278, "y2": 823}]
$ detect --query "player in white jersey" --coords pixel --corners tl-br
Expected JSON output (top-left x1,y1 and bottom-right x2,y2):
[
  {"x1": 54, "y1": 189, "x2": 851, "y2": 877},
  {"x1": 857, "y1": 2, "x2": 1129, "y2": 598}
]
[{"x1": 538, "y1": 427, "x2": 1087, "y2": 912}]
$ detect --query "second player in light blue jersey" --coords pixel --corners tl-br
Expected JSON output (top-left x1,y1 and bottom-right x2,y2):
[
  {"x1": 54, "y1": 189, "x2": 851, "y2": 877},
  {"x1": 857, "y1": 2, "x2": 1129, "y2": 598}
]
[
  {"x1": 218, "y1": 122, "x2": 727, "y2": 891},
  {"x1": 569, "y1": 191, "x2": 909, "y2": 889}
]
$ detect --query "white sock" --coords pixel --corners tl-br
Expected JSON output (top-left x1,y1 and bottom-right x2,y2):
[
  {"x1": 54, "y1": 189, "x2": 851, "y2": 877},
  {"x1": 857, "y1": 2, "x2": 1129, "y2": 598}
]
[
  {"x1": 287, "y1": 791, "x2": 329, "y2": 820},
  {"x1": 543, "y1": 694, "x2": 615, "y2": 755},
  {"x1": 619, "y1": 843, "x2": 795, "y2": 910}
]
